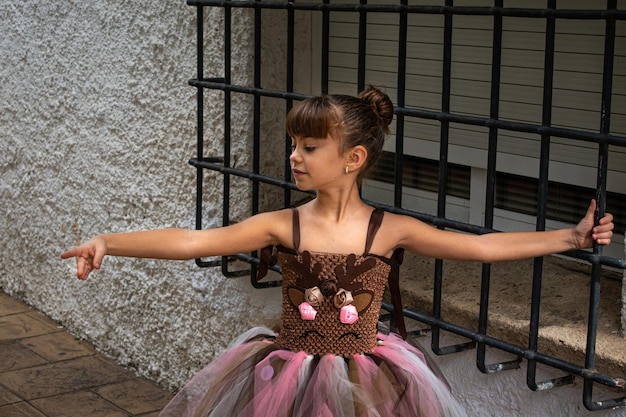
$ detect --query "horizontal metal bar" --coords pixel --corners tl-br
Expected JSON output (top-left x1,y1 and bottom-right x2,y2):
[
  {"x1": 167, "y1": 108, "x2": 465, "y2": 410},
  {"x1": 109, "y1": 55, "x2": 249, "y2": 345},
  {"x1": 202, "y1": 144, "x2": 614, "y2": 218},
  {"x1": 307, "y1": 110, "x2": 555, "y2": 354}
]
[
  {"x1": 380, "y1": 301, "x2": 626, "y2": 389},
  {"x1": 190, "y1": 157, "x2": 315, "y2": 195},
  {"x1": 561, "y1": 250, "x2": 626, "y2": 270},
  {"x1": 231, "y1": 253, "x2": 283, "y2": 288},
  {"x1": 189, "y1": 79, "x2": 313, "y2": 102},
  {"x1": 187, "y1": 1, "x2": 626, "y2": 19},
  {"x1": 192, "y1": 158, "x2": 626, "y2": 271},
  {"x1": 189, "y1": 80, "x2": 626, "y2": 148},
  {"x1": 397, "y1": 107, "x2": 626, "y2": 147}
]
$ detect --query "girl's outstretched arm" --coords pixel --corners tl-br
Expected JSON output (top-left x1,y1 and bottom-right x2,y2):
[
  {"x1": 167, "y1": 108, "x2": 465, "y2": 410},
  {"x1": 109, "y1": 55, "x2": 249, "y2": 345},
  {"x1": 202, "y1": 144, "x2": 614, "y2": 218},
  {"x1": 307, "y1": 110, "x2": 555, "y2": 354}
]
[
  {"x1": 394, "y1": 199, "x2": 614, "y2": 263},
  {"x1": 60, "y1": 210, "x2": 291, "y2": 280}
]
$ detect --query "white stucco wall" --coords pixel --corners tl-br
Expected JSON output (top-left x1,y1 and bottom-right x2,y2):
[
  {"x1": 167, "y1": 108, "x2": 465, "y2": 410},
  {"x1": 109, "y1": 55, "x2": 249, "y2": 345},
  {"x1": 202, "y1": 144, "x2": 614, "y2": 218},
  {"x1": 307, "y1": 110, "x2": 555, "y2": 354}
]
[
  {"x1": 1, "y1": 2, "x2": 624, "y2": 416},
  {"x1": 427, "y1": 334, "x2": 626, "y2": 417},
  {"x1": 0, "y1": 1, "x2": 281, "y2": 388}
]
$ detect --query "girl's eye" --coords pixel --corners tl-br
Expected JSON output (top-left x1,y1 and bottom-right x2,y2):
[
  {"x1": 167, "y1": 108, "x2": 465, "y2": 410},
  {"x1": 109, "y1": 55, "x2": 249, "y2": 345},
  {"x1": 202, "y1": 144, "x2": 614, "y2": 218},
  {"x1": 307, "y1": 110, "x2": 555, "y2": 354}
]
[{"x1": 290, "y1": 145, "x2": 315, "y2": 153}]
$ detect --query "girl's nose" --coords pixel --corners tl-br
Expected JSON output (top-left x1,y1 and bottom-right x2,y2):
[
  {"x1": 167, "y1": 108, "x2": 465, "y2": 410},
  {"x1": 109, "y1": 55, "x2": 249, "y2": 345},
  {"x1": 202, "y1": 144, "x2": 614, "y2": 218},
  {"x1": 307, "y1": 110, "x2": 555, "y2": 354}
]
[{"x1": 289, "y1": 148, "x2": 301, "y2": 163}]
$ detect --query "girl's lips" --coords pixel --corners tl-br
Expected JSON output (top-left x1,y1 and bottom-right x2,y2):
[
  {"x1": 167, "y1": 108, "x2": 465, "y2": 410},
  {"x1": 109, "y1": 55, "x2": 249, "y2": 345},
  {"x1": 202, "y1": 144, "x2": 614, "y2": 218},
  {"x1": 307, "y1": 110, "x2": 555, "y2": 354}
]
[{"x1": 292, "y1": 169, "x2": 305, "y2": 176}]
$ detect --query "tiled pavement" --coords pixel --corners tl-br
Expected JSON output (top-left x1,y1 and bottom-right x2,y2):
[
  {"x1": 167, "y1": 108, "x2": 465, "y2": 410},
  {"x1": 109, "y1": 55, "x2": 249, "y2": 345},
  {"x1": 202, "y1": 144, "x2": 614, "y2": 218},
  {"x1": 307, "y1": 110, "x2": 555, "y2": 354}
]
[{"x1": 0, "y1": 290, "x2": 173, "y2": 417}]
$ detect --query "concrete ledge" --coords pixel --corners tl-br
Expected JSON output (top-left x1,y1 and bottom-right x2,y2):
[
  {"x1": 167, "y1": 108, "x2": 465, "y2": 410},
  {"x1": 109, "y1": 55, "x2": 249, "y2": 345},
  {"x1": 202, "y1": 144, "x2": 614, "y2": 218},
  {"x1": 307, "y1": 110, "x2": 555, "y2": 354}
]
[{"x1": 396, "y1": 253, "x2": 626, "y2": 381}]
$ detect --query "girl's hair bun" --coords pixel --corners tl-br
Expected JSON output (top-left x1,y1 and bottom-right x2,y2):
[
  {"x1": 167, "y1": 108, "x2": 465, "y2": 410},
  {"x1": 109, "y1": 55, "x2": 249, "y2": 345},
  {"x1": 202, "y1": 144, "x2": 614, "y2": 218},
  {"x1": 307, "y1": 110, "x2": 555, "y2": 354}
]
[{"x1": 359, "y1": 86, "x2": 394, "y2": 134}]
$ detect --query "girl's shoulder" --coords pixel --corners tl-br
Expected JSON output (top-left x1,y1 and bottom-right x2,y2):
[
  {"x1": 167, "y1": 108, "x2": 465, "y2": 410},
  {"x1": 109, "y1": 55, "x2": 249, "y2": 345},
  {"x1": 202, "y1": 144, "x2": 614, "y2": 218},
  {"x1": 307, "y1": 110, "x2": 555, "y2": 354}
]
[
  {"x1": 377, "y1": 210, "x2": 434, "y2": 245},
  {"x1": 380, "y1": 210, "x2": 429, "y2": 228},
  {"x1": 378, "y1": 210, "x2": 413, "y2": 228},
  {"x1": 248, "y1": 208, "x2": 296, "y2": 247}
]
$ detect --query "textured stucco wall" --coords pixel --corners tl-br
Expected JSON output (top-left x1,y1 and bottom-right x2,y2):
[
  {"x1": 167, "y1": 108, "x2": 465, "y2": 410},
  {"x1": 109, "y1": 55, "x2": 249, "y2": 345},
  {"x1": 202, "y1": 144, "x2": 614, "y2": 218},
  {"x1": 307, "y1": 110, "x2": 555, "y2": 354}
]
[
  {"x1": 432, "y1": 336, "x2": 624, "y2": 417},
  {"x1": 0, "y1": 1, "x2": 281, "y2": 389}
]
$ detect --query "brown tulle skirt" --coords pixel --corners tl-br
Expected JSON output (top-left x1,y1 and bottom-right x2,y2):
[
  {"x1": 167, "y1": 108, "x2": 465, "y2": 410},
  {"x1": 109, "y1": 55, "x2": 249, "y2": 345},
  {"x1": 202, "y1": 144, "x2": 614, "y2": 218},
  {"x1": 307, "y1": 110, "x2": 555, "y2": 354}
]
[{"x1": 159, "y1": 327, "x2": 466, "y2": 417}]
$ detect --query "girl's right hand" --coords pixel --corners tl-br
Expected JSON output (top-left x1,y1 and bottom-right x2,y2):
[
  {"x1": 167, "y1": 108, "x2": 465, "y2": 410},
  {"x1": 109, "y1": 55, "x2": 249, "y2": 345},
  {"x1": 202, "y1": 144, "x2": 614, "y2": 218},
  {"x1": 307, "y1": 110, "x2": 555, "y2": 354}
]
[{"x1": 60, "y1": 236, "x2": 108, "y2": 280}]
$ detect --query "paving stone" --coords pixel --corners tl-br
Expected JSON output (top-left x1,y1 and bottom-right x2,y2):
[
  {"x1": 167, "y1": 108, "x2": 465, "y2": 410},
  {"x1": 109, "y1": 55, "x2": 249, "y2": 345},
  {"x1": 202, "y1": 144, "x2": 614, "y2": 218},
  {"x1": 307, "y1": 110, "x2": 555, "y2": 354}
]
[
  {"x1": 93, "y1": 379, "x2": 173, "y2": 415},
  {"x1": 0, "y1": 341, "x2": 48, "y2": 373},
  {"x1": 0, "y1": 294, "x2": 32, "y2": 316},
  {"x1": 0, "y1": 384, "x2": 21, "y2": 407},
  {"x1": 24, "y1": 311, "x2": 63, "y2": 332},
  {"x1": 19, "y1": 332, "x2": 94, "y2": 362},
  {"x1": 0, "y1": 356, "x2": 132, "y2": 400},
  {"x1": 31, "y1": 390, "x2": 130, "y2": 417},
  {"x1": 0, "y1": 291, "x2": 171, "y2": 416},
  {"x1": 0, "y1": 314, "x2": 57, "y2": 342},
  {"x1": 0, "y1": 401, "x2": 47, "y2": 417}
]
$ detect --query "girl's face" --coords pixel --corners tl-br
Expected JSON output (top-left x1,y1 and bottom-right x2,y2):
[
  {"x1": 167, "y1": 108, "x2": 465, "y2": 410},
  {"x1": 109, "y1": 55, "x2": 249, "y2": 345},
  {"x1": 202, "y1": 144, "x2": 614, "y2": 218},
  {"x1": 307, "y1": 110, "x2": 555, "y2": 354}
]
[{"x1": 289, "y1": 135, "x2": 349, "y2": 191}]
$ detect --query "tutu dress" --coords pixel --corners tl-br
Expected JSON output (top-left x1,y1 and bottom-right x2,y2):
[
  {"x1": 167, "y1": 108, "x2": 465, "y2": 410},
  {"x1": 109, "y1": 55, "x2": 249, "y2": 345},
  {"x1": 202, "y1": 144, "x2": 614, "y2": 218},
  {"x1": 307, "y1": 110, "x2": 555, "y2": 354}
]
[{"x1": 159, "y1": 208, "x2": 467, "y2": 417}]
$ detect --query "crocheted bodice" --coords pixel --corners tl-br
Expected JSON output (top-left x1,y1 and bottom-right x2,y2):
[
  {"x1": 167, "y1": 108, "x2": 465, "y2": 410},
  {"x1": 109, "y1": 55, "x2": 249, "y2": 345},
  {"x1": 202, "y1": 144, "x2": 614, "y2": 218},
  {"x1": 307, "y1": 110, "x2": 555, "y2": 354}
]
[
  {"x1": 262, "y1": 207, "x2": 401, "y2": 356},
  {"x1": 275, "y1": 248, "x2": 392, "y2": 355}
]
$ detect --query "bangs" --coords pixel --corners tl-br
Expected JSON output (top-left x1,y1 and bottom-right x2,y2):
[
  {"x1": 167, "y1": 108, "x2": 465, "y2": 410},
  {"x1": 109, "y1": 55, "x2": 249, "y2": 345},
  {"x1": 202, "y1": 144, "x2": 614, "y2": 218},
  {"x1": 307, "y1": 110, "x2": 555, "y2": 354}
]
[{"x1": 286, "y1": 96, "x2": 341, "y2": 139}]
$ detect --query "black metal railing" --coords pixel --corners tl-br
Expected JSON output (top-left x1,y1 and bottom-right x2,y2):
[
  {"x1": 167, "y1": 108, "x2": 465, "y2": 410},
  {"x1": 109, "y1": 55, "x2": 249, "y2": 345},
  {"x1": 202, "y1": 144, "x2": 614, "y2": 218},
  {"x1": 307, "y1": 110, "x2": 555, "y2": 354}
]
[{"x1": 187, "y1": 0, "x2": 626, "y2": 411}]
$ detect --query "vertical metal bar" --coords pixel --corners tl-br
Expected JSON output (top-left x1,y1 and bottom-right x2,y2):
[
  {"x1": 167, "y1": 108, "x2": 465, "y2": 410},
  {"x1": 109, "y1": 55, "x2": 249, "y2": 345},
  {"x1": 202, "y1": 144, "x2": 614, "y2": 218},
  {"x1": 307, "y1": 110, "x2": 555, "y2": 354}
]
[
  {"x1": 582, "y1": 0, "x2": 626, "y2": 410},
  {"x1": 246, "y1": 0, "x2": 263, "y2": 283},
  {"x1": 221, "y1": 5, "x2": 237, "y2": 275},
  {"x1": 526, "y1": 0, "x2": 574, "y2": 390},
  {"x1": 284, "y1": 1, "x2": 295, "y2": 208},
  {"x1": 436, "y1": 7, "x2": 451, "y2": 220},
  {"x1": 195, "y1": 6, "x2": 221, "y2": 268},
  {"x1": 356, "y1": 3, "x2": 367, "y2": 204},
  {"x1": 196, "y1": 6, "x2": 204, "y2": 230},
  {"x1": 393, "y1": 0, "x2": 407, "y2": 209},
  {"x1": 253, "y1": 1, "x2": 261, "y2": 216},
  {"x1": 223, "y1": 5, "x2": 232, "y2": 222},
  {"x1": 432, "y1": 0, "x2": 473, "y2": 356},
  {"x1": 357, "y1": 0, "x2": 367, "y2": 93},
  {"x1": 194, "y1": 5, "x2": 206, "y2": 237},
  {"x1": 321, "y1": 0, "x2": 330, "y2": 94},
  {"x1": 431, "y1": 0, "x2": 452, "y2": 353},
  {"x1": 388, "y1": 0, "x2": 408, "y2": 333},
  {"x1": 477, "y1": 0, "x2": 521, "y2": 374}
]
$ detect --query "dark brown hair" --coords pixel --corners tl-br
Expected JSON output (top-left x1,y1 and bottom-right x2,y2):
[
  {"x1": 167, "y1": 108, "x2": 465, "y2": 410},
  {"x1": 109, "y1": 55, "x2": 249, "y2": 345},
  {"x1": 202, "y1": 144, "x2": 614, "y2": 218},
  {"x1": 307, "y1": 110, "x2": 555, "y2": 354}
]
[{"x1": 286, "y1": 86, "x2": 394, "y2": 182}]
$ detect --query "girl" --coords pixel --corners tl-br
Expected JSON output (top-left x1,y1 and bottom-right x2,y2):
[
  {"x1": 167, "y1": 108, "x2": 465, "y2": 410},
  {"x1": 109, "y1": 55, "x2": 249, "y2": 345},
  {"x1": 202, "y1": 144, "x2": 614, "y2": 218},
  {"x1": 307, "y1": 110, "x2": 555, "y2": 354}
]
[{"x1": 61, "y1": 86, "x2": 614, "y2": 417}]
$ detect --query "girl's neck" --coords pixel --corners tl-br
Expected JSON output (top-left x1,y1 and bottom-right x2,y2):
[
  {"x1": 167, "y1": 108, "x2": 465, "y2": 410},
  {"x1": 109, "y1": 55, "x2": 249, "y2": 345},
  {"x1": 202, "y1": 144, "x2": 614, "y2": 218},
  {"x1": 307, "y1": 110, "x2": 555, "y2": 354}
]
[{"x1": 308, "y1": 186, "x2": 369, "y2": 223}]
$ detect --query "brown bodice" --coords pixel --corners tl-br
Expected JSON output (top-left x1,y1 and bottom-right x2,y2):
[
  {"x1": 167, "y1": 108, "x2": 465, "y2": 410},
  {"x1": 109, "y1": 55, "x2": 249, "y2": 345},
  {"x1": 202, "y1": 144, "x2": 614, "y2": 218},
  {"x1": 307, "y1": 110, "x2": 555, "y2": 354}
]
[
  {"x1": 259, "y1": 207, "x2": 402, "y2": 356},
  {"x1": 275, "y1": 247, "x2": 392, "y2": 355}
]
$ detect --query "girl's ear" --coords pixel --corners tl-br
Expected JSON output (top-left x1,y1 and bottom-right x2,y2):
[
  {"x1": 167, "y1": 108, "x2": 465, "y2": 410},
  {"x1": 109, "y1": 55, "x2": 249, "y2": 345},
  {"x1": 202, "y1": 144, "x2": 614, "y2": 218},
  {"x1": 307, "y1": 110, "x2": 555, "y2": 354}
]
[{"x1": 346, "y1": 145, "x2": 368, "y2": 172}]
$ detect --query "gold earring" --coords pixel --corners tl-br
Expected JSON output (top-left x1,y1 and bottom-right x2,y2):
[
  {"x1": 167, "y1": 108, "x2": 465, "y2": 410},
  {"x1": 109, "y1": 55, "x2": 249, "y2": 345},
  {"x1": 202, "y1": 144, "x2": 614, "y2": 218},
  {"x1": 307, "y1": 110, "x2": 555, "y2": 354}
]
[{"x1": 345, "y1": 166, "x2": 349, "y2": 174}]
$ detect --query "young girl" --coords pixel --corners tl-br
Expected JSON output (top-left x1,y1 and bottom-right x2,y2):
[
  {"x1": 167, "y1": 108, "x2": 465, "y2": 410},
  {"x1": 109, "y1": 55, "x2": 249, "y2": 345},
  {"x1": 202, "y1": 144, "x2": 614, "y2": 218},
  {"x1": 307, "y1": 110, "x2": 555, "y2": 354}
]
[{"x1": 62, "y1": 87, "x2": 614, "y2": 417}]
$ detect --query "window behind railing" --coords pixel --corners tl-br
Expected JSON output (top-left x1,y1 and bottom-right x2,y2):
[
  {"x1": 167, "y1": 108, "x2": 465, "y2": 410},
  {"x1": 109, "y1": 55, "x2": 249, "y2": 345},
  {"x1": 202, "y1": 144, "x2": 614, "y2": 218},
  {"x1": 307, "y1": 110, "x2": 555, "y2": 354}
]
[{"x1": 186, "y1": 0, "x2": 626, "y2": 411}]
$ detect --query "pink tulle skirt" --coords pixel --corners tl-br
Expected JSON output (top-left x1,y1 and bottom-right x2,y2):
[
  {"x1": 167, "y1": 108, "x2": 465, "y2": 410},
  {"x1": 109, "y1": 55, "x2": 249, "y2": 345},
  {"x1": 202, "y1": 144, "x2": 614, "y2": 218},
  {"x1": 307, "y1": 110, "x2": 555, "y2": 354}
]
[{"x1": 159, "y1": 327, "x2": 466, "y2": 417}]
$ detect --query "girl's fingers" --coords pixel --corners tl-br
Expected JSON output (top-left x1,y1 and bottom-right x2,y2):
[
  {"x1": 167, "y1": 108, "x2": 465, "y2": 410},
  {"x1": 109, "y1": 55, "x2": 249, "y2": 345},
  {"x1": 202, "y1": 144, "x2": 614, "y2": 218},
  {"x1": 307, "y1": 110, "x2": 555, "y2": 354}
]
[
  {"x1": 93, "y1": 247, "x2": 105, "y2": 270},
  {"x1": 592, "y1": 214, "x2": 614, "y2": 245},
  {"x1": 60, "y1": 248, "x2": 79, "y2": 260},
  {"x1": 76, "y1": 256, "x2": 87, "y2": 279},
  {"x1": 598, "y1": 213, "x2": 614, "y2": 225}
]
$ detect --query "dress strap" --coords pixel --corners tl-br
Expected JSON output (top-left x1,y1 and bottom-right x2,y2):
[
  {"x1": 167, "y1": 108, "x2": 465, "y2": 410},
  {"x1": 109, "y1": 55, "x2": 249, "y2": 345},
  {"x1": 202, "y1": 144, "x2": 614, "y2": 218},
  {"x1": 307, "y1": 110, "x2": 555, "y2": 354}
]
[
  {"x1": 389, "y1": 247, "x2": 407, "y2": 339},
  {"x1": 291, "y1": 207, "x2": 301, "y2": 252},
  {"x1": 256, "y1": 244, "x2": 274, "y2": 282},
  {"x1": 363, "y1": 209, "x2": 384, "y2": 254},
  {"x1": 363, "y1": 209, "x2": 407, "y2": 339}
]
